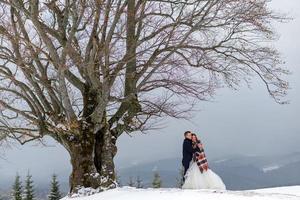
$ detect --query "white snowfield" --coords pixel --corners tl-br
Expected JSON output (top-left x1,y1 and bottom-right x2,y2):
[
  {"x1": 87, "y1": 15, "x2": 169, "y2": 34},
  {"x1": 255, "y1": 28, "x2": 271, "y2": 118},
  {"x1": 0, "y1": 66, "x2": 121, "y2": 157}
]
[{"x1": 61, "y1": 186, "x2": 300, "y2": 200}]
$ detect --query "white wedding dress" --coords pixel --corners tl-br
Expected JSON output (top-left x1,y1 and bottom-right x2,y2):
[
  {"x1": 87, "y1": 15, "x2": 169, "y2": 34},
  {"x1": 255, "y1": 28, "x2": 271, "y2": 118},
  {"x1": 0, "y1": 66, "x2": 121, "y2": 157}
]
[{"x1": 182, "y1": 160, "x2": 226, "y2": 190}]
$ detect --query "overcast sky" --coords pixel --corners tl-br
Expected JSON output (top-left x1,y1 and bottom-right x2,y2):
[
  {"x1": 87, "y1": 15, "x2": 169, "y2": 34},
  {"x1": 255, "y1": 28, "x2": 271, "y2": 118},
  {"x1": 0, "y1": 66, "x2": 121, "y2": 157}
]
[{"x1": 0, "y1": 0, "x2": 299, "y2": 184}]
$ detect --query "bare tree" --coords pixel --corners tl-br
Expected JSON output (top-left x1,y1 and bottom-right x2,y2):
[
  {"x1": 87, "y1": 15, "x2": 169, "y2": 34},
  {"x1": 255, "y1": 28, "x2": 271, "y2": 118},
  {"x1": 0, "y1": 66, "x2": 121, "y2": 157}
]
[
  {"x1": 136, "y1": 176, "x2": 143, "y2": 188},
  {"x1": 0, "y1": 0, "x2": 289, "y2": 194},
  {"x1": 127, "y1": 176, "x2": 135, "y2": 187}
]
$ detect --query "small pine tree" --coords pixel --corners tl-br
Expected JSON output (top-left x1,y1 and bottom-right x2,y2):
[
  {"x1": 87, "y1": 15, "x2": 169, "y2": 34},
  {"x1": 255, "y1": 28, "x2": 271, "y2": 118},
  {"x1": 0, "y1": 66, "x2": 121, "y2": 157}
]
[
  {"x1": 48, "y1": 174, "x2": 62, "y2": 200},
  {"x1": 136, "y1": 176, "x2": 143, "y2": 188},
  {"x1": 24, "y1": 172, "x2": 35, "y2": 200},
  {"x1": 152, "y1": 172, "x2": 162, "y2": 188},
  {"x1": 176, "y1": 167, "x2": 184, "y2": 188},
  {"x1": 12, "y1": 174, "x2": 22, "y2": 200},
  {"x1": 127, "y1": 176, "x2": 135, "y2": 187}
]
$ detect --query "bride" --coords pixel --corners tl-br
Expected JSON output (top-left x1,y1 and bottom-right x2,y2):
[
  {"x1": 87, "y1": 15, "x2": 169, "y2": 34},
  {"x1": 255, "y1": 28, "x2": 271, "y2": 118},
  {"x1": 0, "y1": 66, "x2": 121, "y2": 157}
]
[{"x1": 182, "y1": 133, "x2": 226, "y2": 190}]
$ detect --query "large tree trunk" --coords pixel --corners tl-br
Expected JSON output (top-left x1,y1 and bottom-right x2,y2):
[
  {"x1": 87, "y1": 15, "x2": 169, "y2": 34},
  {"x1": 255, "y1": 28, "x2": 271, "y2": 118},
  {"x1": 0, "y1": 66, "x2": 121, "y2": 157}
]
[
  {"x1": 69, "y1": 135, "x2": 100, "y2": 194},
  {"x1": 67, "y1": 122, "x2": 117, "y2": 194},
  {"x1": 94, "y1": 119, "x2": 118, "y2": 189},
  {"x1": 67, "y1": 86, "x2": 117, "y2": 194}
]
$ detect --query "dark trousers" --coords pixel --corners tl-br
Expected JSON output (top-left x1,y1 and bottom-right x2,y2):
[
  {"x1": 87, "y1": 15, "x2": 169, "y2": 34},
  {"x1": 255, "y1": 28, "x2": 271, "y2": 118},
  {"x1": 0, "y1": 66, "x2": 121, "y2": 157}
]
[{"x1": 183, "y1": 163, "x2": 189, "y2": 182}]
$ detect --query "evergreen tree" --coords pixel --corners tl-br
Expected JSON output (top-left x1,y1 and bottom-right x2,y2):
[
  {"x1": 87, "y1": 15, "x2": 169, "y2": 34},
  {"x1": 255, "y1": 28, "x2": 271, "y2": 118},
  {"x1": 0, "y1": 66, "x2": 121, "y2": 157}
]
[
  {"x1": 24, "y1": 172, "x2": 35, "y2": 200},
  {"x1": 48, "y1": 174, "x2": 62, "y2": 200},
  {"x1": 136, "y1": 176, "x2": 143, "y2": 188},
  {"x1": 152, "y1": 172, "x2": 162, "y2": 188},
  {"x1": 176, "y1": 167, "x2": 184, "y2": 188},
  {"x1": 127, "y1": 176, "x2": 135, "y2": 187},
  {"x1": 12, "y1": 174, "x2": 22, "y2": 200}
]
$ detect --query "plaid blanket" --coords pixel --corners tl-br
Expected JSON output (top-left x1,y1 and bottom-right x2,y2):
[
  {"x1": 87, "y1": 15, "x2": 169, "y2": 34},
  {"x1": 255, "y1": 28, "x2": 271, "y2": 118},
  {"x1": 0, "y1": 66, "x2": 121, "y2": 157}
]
[{"x1": 192, "y1": 140, "x2": 209, "y2": 173}]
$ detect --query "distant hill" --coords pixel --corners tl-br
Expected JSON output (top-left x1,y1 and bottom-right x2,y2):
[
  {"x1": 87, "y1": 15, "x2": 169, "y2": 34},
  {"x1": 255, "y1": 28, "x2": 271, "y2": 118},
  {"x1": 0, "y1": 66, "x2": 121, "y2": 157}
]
[
  {"x1": 1, "y1": 152, "x2": 300, "y2": 199},
  {"x1": 117, "y1": 152, "x2": 300, "y2": 190}
]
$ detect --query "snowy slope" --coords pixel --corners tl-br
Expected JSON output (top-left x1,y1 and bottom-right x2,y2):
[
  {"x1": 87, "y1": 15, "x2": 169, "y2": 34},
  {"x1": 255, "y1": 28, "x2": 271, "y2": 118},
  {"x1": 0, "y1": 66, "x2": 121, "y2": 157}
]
[
  {"x1": 254, "y1": 186, "x2": 300, "y2": 196},
  {"x1": 61, "y1": 186, "x2": 300, "y2": 200}
]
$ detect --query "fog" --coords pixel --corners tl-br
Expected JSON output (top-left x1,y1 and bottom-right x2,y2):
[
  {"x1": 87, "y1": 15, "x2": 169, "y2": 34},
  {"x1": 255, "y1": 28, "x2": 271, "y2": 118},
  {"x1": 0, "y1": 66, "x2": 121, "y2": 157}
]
[{"x1": 0, "y1": 0, "x2": 299, "y2": 185}]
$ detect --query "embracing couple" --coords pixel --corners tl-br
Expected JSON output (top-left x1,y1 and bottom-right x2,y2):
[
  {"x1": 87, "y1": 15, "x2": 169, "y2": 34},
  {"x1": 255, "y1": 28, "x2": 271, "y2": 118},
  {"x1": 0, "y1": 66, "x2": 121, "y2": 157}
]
[{"x1": 181, "y1": 131, "x2": 226, "y2": 190}]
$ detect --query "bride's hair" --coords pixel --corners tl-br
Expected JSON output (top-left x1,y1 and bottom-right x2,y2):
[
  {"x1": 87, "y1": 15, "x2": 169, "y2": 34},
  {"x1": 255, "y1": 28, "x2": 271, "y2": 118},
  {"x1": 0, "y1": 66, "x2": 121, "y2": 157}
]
[{"x1": 191, "y1": 133, "x2": 200, "y2": 143}]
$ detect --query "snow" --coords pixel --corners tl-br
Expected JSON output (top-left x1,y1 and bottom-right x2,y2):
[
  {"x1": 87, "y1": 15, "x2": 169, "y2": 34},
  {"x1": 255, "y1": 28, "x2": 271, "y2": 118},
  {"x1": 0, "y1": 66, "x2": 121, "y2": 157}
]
[
  {"x1": 213, "y1": 159, "x2": 228, "y2": 164},
  {"x1": 56, "y1": 123, "x2": 69, "y2": 131},
  {"x1": 254, "y1": 186, "x2": 300, "y2": 196},
  {"x1": 69, "y1": 187, "x2": 101, "y2": 198},
  {"x1": 152, "y1": 166, "x2": 158, "y2": 171},
  {"x1": 262, "y1": 165, "x2": 281, "y2": 172},
  {"x1": 61, "y1": 186, "x2": 300, "y2": 200}
]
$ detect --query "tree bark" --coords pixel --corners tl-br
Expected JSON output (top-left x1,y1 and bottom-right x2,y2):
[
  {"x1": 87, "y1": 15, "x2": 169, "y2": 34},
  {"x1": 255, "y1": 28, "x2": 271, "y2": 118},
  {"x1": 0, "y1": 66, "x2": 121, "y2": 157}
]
[
  {"x1": 67, "y1": 86, "x2": 117, "y2": 194},
  {"x1": 94, "y1": 119, "x2": 117, "y2": 189},
  {"x1": 67, "y1": 121, "x2": 117, "y2": 194},
  {"x1": 69, "y1": 135, "x2": 100, "y2": 193}
]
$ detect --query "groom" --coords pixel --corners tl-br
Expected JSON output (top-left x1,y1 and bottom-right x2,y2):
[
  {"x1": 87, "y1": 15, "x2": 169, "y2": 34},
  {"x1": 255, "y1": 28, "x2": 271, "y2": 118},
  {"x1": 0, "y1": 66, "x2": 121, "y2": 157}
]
[{"x1": 182, "y1": 131, "x2": 196, "y2": 178}]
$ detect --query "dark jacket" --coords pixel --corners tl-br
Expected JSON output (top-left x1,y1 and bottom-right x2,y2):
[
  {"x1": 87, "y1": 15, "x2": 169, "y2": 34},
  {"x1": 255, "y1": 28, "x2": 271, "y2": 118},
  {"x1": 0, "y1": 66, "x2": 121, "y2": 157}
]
[{"x1": 182, "y1": 138, "x2": 196, "y2": 167}]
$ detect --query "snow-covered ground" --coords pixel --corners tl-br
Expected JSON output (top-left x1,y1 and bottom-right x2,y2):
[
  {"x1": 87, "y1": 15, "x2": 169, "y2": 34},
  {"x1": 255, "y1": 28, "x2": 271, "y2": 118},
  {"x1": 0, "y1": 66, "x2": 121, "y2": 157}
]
[
  {"x1": 254, "y1": 186, "x2": 300, "y2": 196},
  {"x1": 262, "y1": 165, "x2": 281, "y2": 173},
  {"x1": 61, "y1": 186, "x2": 300, "y2": 200}
]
